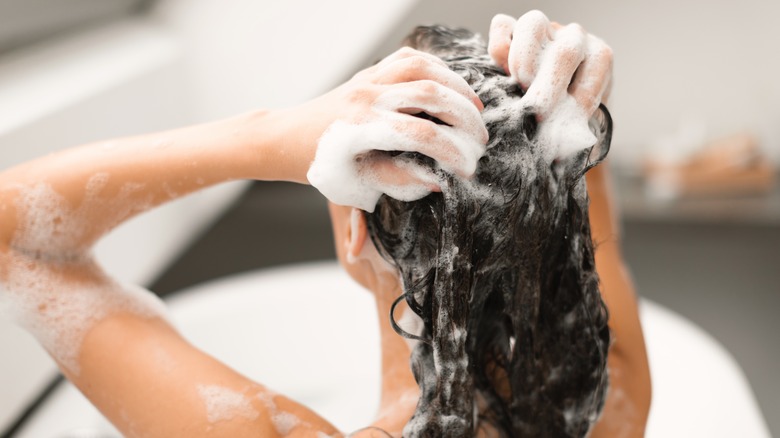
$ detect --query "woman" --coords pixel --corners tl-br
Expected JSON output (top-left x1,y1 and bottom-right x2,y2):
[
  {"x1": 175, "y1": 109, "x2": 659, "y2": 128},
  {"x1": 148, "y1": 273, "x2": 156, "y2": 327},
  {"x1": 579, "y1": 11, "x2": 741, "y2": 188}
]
[{"x1": 0, "y1": 10, "x2": 649, "y2": 437}]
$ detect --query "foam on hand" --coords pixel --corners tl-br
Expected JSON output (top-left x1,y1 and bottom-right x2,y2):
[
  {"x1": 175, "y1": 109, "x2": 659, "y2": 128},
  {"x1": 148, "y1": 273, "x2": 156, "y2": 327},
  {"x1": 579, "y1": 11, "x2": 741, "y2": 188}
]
[
  {"x1": 519, "y1": 21, "x2": 599, "y2": 164},
  {"x1": 493, "y1": 16, "x2": 601, "y2": 166},
  {"x1": 533, "y1": 95, "x2": 597, "y2": 163},
  {"x1": 308, "y1": 120, "x2": 453, "y2": 212},
  {"x1": 480, "y1": 76, "x2": 597, "y2": 168},
  {"x1": 307, "y1": 82, "x2": 487, "y2": 213}
]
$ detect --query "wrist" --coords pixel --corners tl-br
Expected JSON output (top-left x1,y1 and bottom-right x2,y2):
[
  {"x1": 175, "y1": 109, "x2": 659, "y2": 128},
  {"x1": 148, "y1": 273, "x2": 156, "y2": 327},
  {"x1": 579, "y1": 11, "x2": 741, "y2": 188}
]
[{"x1": 231, "y1": 107, "x2": 319, "y2": 184}]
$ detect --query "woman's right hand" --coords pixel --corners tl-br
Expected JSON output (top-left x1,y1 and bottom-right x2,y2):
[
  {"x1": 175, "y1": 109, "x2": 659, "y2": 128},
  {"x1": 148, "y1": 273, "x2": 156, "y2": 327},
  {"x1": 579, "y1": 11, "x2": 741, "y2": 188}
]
[
  {"x1": 487, "y1": 10, "x2": 613, "y2": 117},
  {"x1": 277, "y1": 47, "x2": 488, "y2": 211}
]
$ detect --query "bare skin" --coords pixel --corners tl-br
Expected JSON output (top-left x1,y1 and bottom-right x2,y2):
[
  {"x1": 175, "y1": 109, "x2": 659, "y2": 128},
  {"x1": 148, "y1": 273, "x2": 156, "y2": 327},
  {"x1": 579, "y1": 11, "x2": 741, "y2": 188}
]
[
  {"x1": 586, "y1": 165, "x2": 652, "y2": 438},
  {"x1": 0, "y1": 11, "x2": 649, "y2": 437}
]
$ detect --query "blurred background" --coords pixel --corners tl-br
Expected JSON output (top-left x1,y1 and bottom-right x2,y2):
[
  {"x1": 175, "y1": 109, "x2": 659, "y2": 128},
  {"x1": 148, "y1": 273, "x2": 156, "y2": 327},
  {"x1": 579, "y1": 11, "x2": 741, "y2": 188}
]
[{"x1": 0, "y1": 0, "x2": 777, "y2": 436}]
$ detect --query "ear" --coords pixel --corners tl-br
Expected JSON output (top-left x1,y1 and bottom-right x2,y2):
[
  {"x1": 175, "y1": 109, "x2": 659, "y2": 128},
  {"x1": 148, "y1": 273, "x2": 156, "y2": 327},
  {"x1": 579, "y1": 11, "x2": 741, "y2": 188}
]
[{"x1": 346, "y1": 208, "x2": 368, "y2": 264}]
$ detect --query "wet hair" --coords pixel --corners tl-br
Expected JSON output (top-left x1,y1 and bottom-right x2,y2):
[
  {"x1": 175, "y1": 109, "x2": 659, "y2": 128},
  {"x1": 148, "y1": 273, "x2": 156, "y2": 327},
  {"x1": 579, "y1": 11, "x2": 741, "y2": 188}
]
[{"x1": 365, "y1": 26, "x2": 612, "y2": 437}]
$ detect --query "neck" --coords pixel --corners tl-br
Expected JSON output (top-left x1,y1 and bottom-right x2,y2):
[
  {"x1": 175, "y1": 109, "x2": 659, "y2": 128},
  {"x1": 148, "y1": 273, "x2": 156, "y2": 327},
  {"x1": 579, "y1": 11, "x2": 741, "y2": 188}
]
[{"x1": 369, "y1": 271, "x2": 419, "y2": 410}]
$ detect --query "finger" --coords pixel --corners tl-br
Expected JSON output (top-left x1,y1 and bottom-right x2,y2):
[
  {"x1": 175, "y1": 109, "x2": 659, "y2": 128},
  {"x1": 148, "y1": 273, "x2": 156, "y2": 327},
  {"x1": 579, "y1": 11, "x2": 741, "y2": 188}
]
[
  {"x1": 360, "y1": 153, "x2": 442, "y2": 197},
  {"x1": 507, "y1": 10, "x2": 552, "y2": 90},
  {"x1": 361, "y1": 113, "x2": 485, "y2": 177},
  {"x1": 375, "y1": 46, "x2": 448, "y2": 69},
  {"x1": 487, "y1": 14, "x2": 516, "y2": 73},
  {"x1": 375, "y1": 53, "x2": 483, "y2": 110},
  {"x1": 569, "y1": 34, "x2": 613, "y2": 115},
  {"x1": 375, "y1": 80, "x2": 488, "y2": 145},
  {"x1": 522, "y1": 22, "x2": 587, "y2": 114}
]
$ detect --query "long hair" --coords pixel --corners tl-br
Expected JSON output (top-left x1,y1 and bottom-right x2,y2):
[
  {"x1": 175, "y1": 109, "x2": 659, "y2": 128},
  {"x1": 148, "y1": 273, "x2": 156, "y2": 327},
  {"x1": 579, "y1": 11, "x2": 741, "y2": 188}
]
[{"x1": 365, "y1": 26, "x2": 612, "y2": 437}]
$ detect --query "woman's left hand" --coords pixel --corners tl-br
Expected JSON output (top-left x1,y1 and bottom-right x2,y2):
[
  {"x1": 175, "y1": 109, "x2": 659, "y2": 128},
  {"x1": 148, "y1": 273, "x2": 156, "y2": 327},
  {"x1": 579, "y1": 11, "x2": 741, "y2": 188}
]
[
  {"x1": 487, "y1": 10, "x2": 613, "y2": 117},
  {"x1": 283, "y1": 47, "x2": 488, "y2": 211}
]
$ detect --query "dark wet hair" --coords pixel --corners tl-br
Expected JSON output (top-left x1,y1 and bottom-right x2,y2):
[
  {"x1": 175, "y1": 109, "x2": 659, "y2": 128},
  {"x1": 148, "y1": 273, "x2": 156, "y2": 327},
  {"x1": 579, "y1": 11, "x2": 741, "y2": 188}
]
[{"x1": 365, "y1": 26, "x2": 612, "y2": 437}]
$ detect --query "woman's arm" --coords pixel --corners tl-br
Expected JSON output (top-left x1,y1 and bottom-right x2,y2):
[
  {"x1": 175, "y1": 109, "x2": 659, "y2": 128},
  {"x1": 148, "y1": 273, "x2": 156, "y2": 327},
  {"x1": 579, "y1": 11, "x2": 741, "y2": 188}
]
[
  {"x1": 0, "y1": 45, "x2": 486, "y2": 258},
  {"x1": 0, "y1": 111, "x2": 283, "y2": 255},
  {"x1": 0, "y1": 110, "x2": 345, "y2": 437},
  {"x1": 0, "y1": 46, "x2": 487, "y2": 437},
  {"x1": 586, "y1": 164, "x2": 652, "y2": 437}
]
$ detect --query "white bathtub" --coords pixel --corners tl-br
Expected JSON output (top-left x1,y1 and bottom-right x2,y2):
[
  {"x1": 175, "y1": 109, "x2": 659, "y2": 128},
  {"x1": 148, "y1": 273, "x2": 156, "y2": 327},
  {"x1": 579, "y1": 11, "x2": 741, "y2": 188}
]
[{"x1": 13, "y1": 262, "x2": 771, "y2": 437}]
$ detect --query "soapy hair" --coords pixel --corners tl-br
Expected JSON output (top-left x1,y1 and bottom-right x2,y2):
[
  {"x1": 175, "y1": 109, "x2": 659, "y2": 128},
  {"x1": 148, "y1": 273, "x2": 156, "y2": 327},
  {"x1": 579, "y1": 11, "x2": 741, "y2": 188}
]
[{"x1": 365, "y1": 26, "x2": 611, "y2": 437}]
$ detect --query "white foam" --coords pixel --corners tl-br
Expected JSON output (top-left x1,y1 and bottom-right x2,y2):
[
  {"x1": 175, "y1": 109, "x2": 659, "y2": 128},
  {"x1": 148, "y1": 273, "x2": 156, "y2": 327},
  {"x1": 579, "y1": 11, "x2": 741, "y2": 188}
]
[
  {"x1": 271, "y1": 411, "x2": 300, "y2": 435},
  {"x1": 490, "y1": 25, "x2": 602, "y2": 167},
  {"x1": 85, "y1": 172, "x2": 110, "y2": 197},
  {"x1": 482, "y1": 78, "x2": 596, "y2": 168},
  {"x1": 0, "y1": 254, "x2": 167, "y2": 374},
  {"x1": 563, "y1": 406, "x2": 577, "y2": 425},
  {"x1": 308, "y1": 117, "x2": 485, "y2": 212},
  {"x1": 255, "y1": 390, "x2": 278, "y2": 410},
  {"x1": 534, "y1": 95, "x2": 597, "y2": 163},
  {"x1": 397, "y1": 306, "x2": 424, "y2": 350},
  {"x1": 10, "y1": 178, "x2": 150, "y2": 257},
  {"x1": 308, "y1": 121, "x2": 431, "y2": 212},
  {"x1": 0, "y1": 179, "x2": 165, "y2": 374},
  {"x1": 255, "y1": 390, "x2": 310, "y2": 435},
  {"x1": 522, "y1": 22, "x2": 599, "y2": 163},
  {"x1": 197, "y1": 384, "x2": 259, "y2": 424},
  {"x1": 11, "y1": 181, "x2": 88, "y2": 256}
]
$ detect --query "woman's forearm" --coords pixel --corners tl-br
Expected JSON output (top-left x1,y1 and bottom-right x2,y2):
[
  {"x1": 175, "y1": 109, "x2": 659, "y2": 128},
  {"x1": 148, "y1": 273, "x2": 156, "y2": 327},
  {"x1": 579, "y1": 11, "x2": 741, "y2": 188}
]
[
  {"x1": 0, "y1": 53, "x2": 486, "y2": 260},
  {"x1": 0, "y1": 109, "x2": 296, "y2": 258}
]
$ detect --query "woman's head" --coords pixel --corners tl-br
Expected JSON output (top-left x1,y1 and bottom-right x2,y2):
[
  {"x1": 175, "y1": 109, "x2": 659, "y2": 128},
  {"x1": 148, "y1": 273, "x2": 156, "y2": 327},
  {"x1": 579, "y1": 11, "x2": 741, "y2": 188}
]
[{"x1": 333, "y1": 25, "x2": 612, "y2": 437}]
